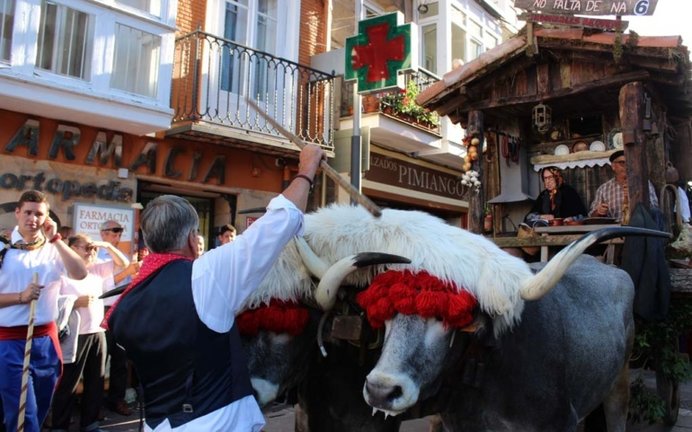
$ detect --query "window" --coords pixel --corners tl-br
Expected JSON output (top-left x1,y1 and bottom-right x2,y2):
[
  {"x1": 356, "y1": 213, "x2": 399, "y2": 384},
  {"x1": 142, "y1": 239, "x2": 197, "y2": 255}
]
[
  {"x1": 468, "y1": 20, "x2": 483, "y2": 59},
  {"x1": 253, "y1": 0, "x2": 278, "y2": 98},
  {"x1": 484, "y1": 33, "x2": 498, "y2": 49},
  {"x1": 36, "y1": 1, "x2": 92, "y2": 79},
  {"x1": 221, "y1": 0, "x2": 248, "y2": 93},
  {"x1": 421, "y1": 23, "x2": 436, "y2": 73},
  {"x1": 0, "y1": 0, "x2": 14, "y2": 62},
  {"x1": 451, "y1": 23, "x2": 466, "y2": 66},
  {"x1": 116, "y1": 0, "x2": 161, "y2": 17},
  {"x1": 221, "y1": 0, "x2": 278, "y2": 97},
  {"x1": 110, "y1": 23, "x2": 161, "y2": 98}
]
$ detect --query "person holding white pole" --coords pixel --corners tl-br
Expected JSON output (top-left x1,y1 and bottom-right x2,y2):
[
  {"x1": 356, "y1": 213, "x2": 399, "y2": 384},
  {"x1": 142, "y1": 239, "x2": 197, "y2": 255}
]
[{"x1": 0, "y1": 190, "x2": 87, "y2": 432}]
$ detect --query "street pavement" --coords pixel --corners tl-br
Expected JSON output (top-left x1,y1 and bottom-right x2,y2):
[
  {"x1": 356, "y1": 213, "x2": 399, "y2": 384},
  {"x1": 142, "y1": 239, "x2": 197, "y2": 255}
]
[{"x1": 84, "y1": 369, "x2": 691, "y2": 431}]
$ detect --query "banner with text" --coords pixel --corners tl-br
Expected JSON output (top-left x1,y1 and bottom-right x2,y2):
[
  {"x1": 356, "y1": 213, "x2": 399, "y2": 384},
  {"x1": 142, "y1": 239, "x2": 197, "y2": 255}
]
[
  {"x1": 73, "y1": 203, "x2": 135, "y2": 244},
  {"x1": 514, "y1": 0, "x2": 657, "y2": 16}
]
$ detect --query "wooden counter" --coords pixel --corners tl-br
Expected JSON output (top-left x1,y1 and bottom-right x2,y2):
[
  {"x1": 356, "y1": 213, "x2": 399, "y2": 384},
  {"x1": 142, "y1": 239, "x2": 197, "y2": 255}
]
[{"x1": 490, "y1": 224, "x2": 622, "y2": 263}]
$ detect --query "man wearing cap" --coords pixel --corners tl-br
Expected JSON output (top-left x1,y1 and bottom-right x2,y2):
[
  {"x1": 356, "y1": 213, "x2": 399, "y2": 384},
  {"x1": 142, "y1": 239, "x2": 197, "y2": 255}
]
[
  {"x1": 589, "y1": 150, "x2": 659, "y2": 222},
  {"x1": 98, "y1": 221, "x2": 136, "y2": 416}
]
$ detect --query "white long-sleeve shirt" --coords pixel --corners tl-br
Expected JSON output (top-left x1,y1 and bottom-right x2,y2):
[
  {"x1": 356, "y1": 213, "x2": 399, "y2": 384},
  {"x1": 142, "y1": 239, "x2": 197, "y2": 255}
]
[{"x1": 146, "y1": 194, "x2": 304, "y2": 432}]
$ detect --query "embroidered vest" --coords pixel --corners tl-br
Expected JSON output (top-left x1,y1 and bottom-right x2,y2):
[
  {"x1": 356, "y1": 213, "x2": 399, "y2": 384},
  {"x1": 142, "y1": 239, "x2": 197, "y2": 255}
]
[{"x1": 109, "y1": 260, "x2": 252, "y2": 428}]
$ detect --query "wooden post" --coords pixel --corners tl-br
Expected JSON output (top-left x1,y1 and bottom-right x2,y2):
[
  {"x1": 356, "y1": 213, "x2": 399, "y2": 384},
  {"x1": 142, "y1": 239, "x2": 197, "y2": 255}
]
[
  {"x1": 619, "y1": 82, "x2": 649, "y2": 217},
  {"x1": 468, "y1": 110, "x2": 484, "y2": 233}
]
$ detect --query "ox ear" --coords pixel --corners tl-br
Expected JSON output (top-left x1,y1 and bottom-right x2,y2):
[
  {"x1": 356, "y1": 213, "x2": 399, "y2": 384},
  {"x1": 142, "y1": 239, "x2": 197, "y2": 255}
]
[
  {"x1": 294, "y1": 236, "x2": 329, "y2": 279},
  {"x1": 315, "y1": 252, "x2": 411, "y2": 310}
]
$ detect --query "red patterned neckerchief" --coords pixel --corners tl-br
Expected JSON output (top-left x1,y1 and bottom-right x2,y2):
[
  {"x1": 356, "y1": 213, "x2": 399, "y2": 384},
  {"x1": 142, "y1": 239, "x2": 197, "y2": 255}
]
[
  {"x1": 102, "y1": 252, "x2": 193, "y2": 330},
  {"x1": 236, "y1": 300, "x2": 309, "y2": 336},
  {"x1": 356, "y1": 270, "x2": 478, "y2": 329}
]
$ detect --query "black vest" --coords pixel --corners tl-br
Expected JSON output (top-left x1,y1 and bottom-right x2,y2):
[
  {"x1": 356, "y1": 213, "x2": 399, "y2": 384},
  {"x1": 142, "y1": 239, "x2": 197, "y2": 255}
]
[{"x1": 109, "y1": 260, "x2": 253, "y2": 428}]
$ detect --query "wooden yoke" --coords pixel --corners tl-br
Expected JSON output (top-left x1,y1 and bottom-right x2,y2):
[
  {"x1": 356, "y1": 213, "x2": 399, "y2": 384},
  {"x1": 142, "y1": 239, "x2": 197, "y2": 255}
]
[{"x1": 619, "y1": 82, "x2": 650, "y2": 221}]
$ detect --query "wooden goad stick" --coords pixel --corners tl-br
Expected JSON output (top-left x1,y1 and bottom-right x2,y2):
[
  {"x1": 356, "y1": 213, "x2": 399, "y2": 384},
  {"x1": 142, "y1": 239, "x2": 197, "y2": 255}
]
[
  {"x1": 17, "y1": 272, "x2": 38, "y2": 432},
  {"x1": 246, "y1": 98, "x2": 382, "y2": 218}
]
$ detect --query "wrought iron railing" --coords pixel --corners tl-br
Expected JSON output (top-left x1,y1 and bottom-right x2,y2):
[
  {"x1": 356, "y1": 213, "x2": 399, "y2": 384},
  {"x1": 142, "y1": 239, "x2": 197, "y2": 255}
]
[
  {"x1": 340, "y1": 68, "x2": 441, "y2": 133},
  {"x1": 172, "y1": 31, "x2": 335, "y2": 149}
]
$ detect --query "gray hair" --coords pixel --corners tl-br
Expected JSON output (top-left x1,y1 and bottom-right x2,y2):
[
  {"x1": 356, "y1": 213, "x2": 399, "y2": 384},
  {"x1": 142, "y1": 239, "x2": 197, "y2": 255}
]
[{"x1": 140, "y1": 195, "x2": 199, "y2": 253}]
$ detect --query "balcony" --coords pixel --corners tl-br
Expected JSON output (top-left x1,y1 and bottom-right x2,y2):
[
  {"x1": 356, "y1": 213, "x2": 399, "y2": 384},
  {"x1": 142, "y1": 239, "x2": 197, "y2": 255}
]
[
  {"x1": 168, "y1": 31, "x2": 336, "y2": 158},
  {"x1": 339, "y1": 69, "x2": 465, "y2": 168}
]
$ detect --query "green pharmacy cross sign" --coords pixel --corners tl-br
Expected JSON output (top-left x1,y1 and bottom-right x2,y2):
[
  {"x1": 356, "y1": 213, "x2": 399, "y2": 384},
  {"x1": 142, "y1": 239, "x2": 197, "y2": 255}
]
[{"x1": 345, "y1": 12, "x2": 416, "y2": 94}]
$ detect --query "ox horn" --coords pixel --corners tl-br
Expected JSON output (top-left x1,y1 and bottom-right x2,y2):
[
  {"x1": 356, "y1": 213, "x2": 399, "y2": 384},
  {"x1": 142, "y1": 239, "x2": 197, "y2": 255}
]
[
  {"x1": 315, "y1": 253, "x2": 411, "y2": 310},
  {"x1": 294, "y1": 237, "x2": 329, "y2": 279},
  {"x1": 520, "y1": 226, "x2": 670, "y2": 300}
]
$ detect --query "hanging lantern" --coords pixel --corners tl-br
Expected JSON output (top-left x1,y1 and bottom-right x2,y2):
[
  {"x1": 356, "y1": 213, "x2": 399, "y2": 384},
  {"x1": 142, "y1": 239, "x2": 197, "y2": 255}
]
[{"x1": 532, "y1": 103, "x2": 552, "y2": 134}]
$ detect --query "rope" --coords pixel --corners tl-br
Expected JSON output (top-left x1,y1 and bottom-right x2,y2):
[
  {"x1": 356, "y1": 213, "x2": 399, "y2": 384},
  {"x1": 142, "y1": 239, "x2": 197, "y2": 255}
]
[{"x1": 17, "y1": 273, "x2": 38, "y2": 432}]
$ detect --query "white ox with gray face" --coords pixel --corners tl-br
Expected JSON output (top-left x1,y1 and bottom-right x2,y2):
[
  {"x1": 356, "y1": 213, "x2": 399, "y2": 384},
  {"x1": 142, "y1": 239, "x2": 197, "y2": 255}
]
[
  {"x1": 301, "y1": 205, "x2": 667, "y2": 432},
  {"x1": 241, "y1": 204, "x2": 666, "y2": 431}
]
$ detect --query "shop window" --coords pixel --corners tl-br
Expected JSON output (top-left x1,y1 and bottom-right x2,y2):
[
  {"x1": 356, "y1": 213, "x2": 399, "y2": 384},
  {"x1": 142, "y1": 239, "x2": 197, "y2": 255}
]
[
  {"x1": 36, "y1": 1, "x2": 92, "y2": 79},
  {"x1": 110, "y1": 23, "x2": 161, "y2": 98},
  {"x1": 0, "y1": 0, "x2": 14, "y2": 62}
]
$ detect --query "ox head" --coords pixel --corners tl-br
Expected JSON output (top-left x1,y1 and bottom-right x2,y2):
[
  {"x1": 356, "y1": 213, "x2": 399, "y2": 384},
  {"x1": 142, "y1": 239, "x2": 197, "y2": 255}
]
[
  {"x1": 298, "y1": 207, "x2": 670, "y2": 416},
  {"x1": 238, "y1": 236, "x2": 411, "y2": 407}
]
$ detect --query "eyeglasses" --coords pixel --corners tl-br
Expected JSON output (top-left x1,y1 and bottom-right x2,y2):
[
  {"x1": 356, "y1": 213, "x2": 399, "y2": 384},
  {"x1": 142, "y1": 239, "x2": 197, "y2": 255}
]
[
  {"x1": 542, "y1": 175, "x2": 556, "y2": 182},
  {"x1": 101, "y1": 227, "x2": 123, "y2": 234},
  {"x1": 612, "y1": 160, "x2": 626, "y2": 165},
  {"x1": 77, "y1": 244, "x2": 97, "y2": 252}
]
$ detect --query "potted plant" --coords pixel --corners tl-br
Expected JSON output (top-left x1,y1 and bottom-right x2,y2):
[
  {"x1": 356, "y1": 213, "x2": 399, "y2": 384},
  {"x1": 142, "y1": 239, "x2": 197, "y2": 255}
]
[{"x1": 382, "y1": 79, "x2": 440, "y2": 129}]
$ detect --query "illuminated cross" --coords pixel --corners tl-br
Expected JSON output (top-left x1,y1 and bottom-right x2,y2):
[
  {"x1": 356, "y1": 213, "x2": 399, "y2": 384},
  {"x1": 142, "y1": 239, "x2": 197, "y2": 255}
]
[{"x1": 345, "y1": 12, "x2": 416, "y2": 93}]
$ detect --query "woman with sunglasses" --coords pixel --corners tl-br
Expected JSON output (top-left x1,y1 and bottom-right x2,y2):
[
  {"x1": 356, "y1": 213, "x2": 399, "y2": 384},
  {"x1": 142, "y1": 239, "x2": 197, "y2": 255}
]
[
  {"x1": 525, "y1": 166, "x2": 587, "y2": 226},
  {"x1": 50, "y1": 234, "x2": 129, "y2": 432}
]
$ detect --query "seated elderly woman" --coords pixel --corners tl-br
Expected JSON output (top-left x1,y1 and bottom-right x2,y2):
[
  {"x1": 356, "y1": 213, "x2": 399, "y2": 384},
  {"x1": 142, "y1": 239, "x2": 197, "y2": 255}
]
[{"x1": 525, "y1": 166, "x2": 587, "y2": 226}]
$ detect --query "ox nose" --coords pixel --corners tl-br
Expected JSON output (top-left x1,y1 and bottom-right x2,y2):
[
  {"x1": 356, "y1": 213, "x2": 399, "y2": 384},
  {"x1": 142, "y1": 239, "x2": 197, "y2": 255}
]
[{"x1": 365, "y1": 380, "x2": 403, "y2": 407}]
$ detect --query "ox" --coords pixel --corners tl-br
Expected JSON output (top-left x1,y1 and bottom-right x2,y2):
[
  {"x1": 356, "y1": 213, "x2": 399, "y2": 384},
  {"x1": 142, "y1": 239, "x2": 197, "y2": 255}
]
[
  {"x1": 238, "y1": 240, "x2": 411, "y2": 431},
  {"x1": 239, "y1": 204, "x2": 666, "y2": 431}
]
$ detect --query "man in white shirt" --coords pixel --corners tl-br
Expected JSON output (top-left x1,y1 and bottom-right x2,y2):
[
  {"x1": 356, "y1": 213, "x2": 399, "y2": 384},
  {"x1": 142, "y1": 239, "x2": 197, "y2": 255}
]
[
  {"x1": 106, "y1": 144, "x2": 325, "y2": 431},
  {"x1": 0, "y1": 190, "x2": 87, "y2": 432}
]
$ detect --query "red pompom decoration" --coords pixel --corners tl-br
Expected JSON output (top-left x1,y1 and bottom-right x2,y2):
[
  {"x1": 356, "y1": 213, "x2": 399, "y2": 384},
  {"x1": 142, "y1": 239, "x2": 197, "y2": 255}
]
[
  {"x1": 236, "y1": 300, "x2": 309, "y2": 336},
  {"x1": 356, "y1": 270, "x2": 478, "y2": 329}
]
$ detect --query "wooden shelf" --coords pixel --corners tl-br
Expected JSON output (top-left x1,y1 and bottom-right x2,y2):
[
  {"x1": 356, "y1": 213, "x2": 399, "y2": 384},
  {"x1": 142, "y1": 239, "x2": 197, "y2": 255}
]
[
  {"x1": 529, "y1": 134, "x2": 604, "y2": 154},
  {"x1": 530, "y1": 150, "x2": 617, "y2": 171}
]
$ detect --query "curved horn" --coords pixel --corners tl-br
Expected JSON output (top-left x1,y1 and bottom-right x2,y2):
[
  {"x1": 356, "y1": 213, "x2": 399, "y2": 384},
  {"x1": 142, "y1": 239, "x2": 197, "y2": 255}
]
[
  {"x1": 520, "y1": 226, "x2": 670, "y2": 300},
  {"x1": 315, "y1": 253, "x2": 411, "y2": 310},
  {"x1": 294, "y1": 237, "x2": 329, "y2": 279}
]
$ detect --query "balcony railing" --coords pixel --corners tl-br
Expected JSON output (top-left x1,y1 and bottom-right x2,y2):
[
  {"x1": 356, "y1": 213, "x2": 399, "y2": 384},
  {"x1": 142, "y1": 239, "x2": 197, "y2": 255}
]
[
  {"x1": 340, "y1": 69, "x2": 441, "y2": 133},
  {"x1": 172, "y1": 31, "x2": 335, "y2": 149}
]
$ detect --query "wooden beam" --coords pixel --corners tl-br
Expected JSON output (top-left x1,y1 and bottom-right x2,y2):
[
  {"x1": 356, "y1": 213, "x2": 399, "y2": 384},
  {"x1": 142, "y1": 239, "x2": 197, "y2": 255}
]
[
  {"x1": 619, "y1": 81, "x2": 649, "y2": 222},
  {"x1": 461, "y1": 70, "x2": 649, "y2": 112},
  {"x1": 537, "y1": 40, "x2": 680, "y2": 59}
]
